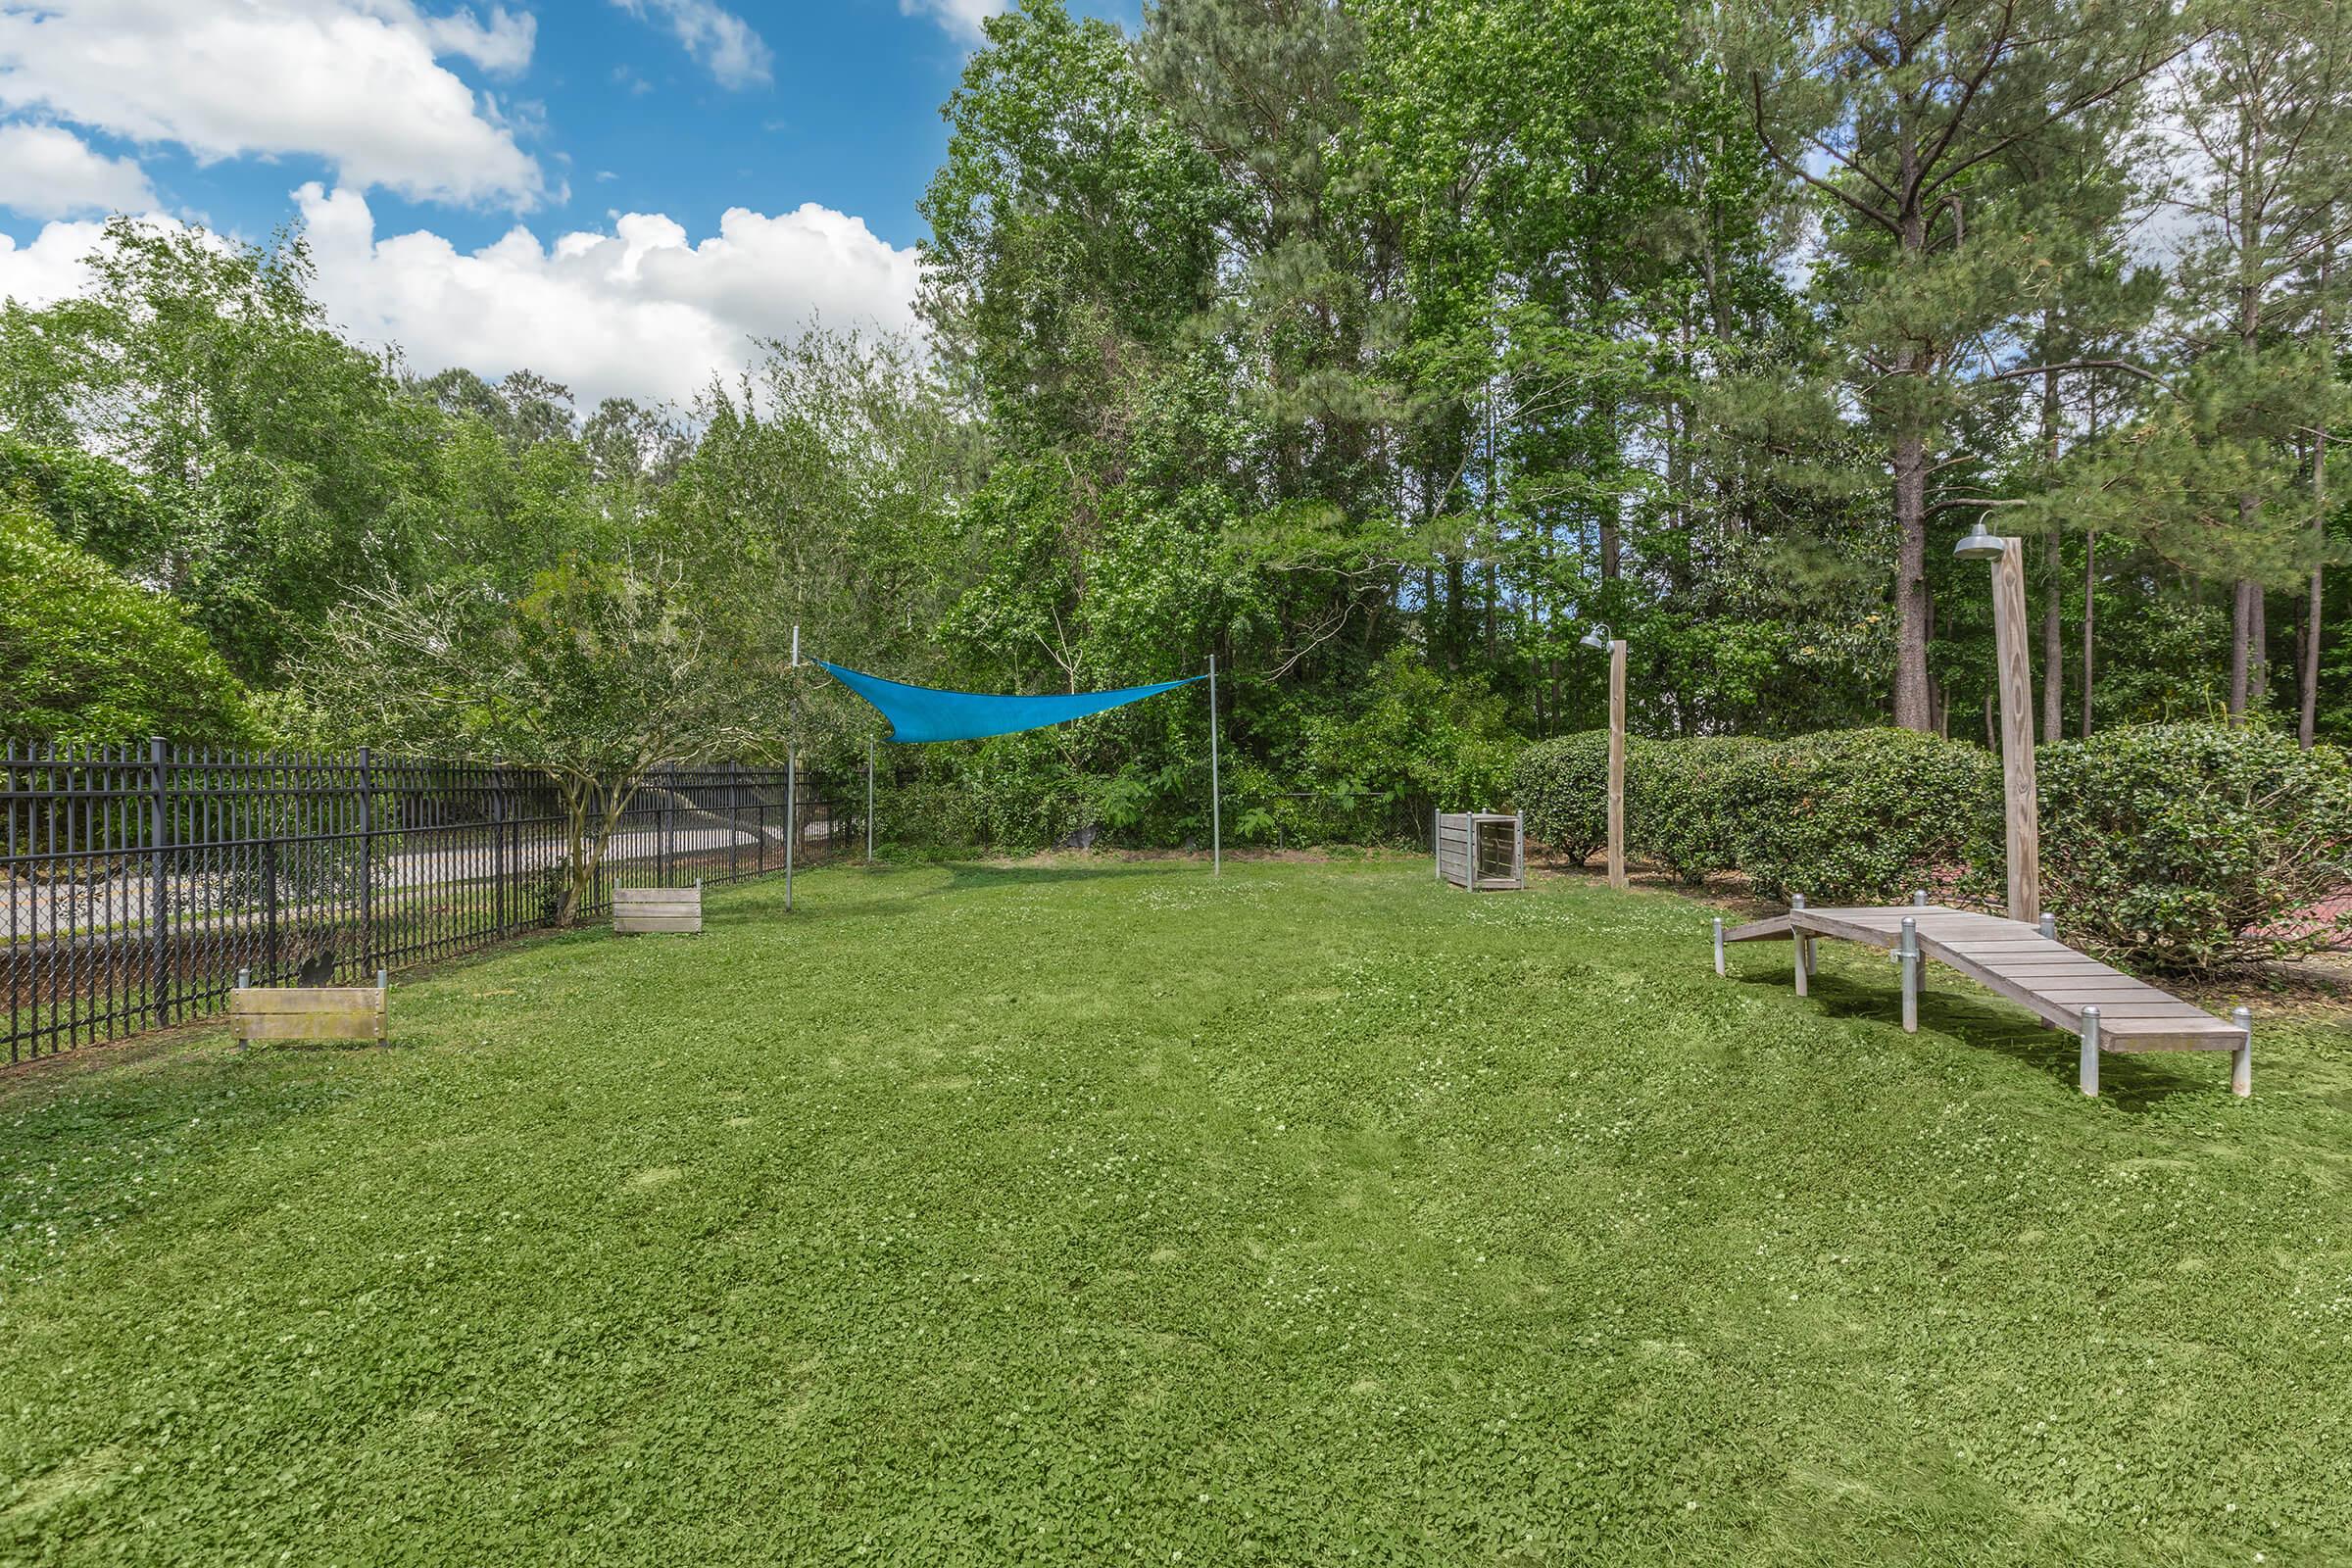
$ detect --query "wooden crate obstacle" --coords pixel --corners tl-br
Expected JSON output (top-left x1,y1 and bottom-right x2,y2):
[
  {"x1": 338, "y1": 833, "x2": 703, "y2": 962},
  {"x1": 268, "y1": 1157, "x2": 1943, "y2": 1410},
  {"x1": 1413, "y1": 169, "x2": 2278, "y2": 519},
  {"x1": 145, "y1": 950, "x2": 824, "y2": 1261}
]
[
  {"x1": 1436, "y1": 811, "x2": 1524, "y2": 892},
  {"x1": 230, "y1": 968, "x2": 388, "y2": 1047},
  {"x1": 1716, "y1": 893, "x2": 2251, "y2": 1098},
  {"x1": 613, "y1": 881, "x2": 704, "y2": 935}
]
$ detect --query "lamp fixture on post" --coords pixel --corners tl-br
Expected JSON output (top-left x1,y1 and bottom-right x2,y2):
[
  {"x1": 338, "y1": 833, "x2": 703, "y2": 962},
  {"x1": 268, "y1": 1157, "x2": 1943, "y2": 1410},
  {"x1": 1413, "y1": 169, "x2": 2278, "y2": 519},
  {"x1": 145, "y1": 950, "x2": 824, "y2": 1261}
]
[
  {"x1": 1581, "y1": 623, "x2": 1628, "y2": 891},
  {"x1": 1954, "y1": 521, "x2": 2039, "y2": 924},
  {"x1": 1952, "y1": 521, "x2": 2006, "y2": 561}
]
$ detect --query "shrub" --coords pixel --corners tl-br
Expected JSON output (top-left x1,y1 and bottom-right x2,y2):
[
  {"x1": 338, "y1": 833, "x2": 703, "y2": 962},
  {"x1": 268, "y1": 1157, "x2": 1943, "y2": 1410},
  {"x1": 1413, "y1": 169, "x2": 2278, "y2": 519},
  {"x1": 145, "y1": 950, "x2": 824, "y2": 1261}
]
[
  {"x1": 1512, "y1": 731, "x2": 1609, "y2": 863},
  {"x1": 1731, "y1": 728, "x2": 1998, "y2": 904},
  {"x1": 1628, "y1": 735, "x2": 1766, "y2": 884},
  {"x1": 1301, "y1": 650, "x2": 1521, "y2": 845},
  {"x1": 1515, "y1": 727, "x2": 1992, "y2": 897},
  {"x1": 2035, "y1": 724, "x2": 2352, "y2": 970},
  {"x1": 1511, "y1": 720, "x2": 2352, "y2": 974}
]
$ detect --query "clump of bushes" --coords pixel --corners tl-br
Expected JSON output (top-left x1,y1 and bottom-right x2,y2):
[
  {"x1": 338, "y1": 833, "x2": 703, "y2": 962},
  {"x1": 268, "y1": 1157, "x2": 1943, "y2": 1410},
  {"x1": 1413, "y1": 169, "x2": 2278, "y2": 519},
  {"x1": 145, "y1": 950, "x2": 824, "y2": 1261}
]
[
  {"x1": 1513, "y1": 722, "x2": 2352, "y2": 973},
  {"x1": 1516, "y1": 727, "x2": 1992, "y2": 905},
  {"x1": 2036, "y1": 724, "x2": 2352, "y2": 970}
]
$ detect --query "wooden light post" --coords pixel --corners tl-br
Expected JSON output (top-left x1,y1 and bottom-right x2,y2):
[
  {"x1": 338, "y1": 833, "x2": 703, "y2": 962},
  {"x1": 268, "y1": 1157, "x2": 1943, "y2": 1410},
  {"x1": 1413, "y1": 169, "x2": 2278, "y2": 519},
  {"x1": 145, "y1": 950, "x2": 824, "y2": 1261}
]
[
  {"x1": 1582, "y1": 625, "x2": 1629, "y2": 891},
  {"x1": 1954, "y1": 524, "x2": 2039, "y2": 924}
]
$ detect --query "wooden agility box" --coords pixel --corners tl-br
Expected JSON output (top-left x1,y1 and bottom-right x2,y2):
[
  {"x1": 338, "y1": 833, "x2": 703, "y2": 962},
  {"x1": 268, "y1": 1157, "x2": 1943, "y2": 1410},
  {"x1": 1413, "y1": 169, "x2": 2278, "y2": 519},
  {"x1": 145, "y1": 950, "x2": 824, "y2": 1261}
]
[
  {"x1": 230, "y1": 969, "x2": 389, "y2": 1047},
  {"x1": 613, "y1": 882, "x2": 703, "y2": 935},
  {"x1": 1436, "y1": 811, "x2": 1524, "y2": 892}
]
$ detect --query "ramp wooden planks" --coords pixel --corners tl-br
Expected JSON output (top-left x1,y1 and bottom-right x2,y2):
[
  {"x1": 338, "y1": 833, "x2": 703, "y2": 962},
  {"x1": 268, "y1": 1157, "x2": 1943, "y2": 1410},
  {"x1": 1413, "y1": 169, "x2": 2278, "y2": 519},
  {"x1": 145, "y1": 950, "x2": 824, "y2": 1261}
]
[{"x1": 1717, "y1": 903, "x2": 2250, "y2": 1098}]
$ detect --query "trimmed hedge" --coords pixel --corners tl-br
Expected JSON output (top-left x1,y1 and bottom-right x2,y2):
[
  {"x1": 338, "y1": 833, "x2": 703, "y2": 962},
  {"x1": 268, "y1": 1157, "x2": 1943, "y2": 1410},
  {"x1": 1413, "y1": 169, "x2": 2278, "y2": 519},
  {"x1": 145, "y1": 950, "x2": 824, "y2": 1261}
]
[
  {"x1": 2037, "y1": 724, "x2": 2352, "y2": 970},
  {"x1": 1516, "y1": 727, "x2": 1992, "y2": 905},
  {"x1": 1513, "y1": 722, "x2": 2352, "y2": 972}
]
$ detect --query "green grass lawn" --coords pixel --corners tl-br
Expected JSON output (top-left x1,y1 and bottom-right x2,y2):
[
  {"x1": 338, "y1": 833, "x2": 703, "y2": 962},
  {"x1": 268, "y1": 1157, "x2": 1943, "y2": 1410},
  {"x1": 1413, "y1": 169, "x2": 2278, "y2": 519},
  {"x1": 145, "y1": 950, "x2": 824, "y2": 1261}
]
[{"x1": 5, "y1": 858, "x2": 2350, "y2": 1566}]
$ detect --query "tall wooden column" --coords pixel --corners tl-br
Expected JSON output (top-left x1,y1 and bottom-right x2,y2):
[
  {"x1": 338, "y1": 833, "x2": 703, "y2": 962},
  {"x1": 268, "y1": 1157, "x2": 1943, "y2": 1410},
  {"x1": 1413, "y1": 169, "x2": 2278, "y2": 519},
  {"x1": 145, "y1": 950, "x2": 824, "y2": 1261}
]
[
  {"x1": 1989, "y1": 540, "x2": 2040, "y2": 924},
  {"x1": 1607, "y1": 638, "x2": 1628, "y2": 891}
]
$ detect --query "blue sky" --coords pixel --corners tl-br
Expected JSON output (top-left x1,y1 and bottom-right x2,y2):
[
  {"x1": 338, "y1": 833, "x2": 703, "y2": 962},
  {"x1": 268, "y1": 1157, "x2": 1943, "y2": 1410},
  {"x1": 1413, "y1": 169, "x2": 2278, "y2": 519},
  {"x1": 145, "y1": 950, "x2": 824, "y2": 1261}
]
[{"x1": 0, "y1": 0, "x2": 1137, "y2": 406}]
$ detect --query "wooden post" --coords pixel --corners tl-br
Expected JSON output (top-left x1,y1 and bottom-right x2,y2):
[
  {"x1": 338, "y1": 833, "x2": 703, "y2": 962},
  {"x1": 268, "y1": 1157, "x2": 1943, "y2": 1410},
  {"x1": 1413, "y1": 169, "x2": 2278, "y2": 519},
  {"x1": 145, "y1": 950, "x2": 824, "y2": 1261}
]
[
  {"x1": 1606, "y1": 638, "x2": 1627, "y2": 891},
  {"x1": 2231, "y1": 1005, "x2": 2252, "y2": 1098},
  {"x1": 1990, "y1": 539, "x2": 2040, "y2": 925}
]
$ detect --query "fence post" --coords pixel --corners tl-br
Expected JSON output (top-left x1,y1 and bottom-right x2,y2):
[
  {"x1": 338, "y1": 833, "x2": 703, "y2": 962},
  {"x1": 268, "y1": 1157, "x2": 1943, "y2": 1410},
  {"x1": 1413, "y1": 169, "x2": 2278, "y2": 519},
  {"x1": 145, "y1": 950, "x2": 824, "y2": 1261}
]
[
  {"x1": 148, "y1": 736, "x2": 169, "y2": 1029},
  {"x1": 263, "y1": 835, "x2": 279, "y2": 983},
  {"x1": 729, "y1": 763, "x2": 741, "y2": 884},
  {"x1": 491, "y1": 760, "x2": 508, "y2": 933},
  {"x1": 662, "y1": 764, "x2": 675, "y2": 886},
  {"x1": 357, "y1": 746, "x2": 374, "y2": 971}
]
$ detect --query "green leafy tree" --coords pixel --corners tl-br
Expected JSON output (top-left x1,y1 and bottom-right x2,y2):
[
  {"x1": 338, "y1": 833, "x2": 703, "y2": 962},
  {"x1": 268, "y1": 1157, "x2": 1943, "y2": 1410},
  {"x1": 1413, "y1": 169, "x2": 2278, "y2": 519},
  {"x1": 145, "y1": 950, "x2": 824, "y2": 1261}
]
[
  {"x1": 1740, "y1": 0, "x2": 2186, "y2": 729},
  {"x1": 0, "y1": 489, "x2": 256, "y2": 745}
]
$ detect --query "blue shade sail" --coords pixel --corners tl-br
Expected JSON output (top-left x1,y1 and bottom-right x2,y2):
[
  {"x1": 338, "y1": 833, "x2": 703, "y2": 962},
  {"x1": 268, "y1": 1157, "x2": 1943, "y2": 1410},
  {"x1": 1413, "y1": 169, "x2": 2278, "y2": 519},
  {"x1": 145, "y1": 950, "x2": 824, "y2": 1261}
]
[{"x1": 814, "y1": 661, "x2": 1202, "y2": 744}]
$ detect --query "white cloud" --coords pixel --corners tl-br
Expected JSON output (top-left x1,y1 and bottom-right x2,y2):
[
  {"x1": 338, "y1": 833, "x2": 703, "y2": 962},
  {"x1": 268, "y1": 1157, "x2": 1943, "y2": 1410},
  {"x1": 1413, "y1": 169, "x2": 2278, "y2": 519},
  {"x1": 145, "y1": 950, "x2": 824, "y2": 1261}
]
[
  {"x1": 294, "y1": 184, "x2": 919, "y2": 406},
  {"x1": 0, "y1": 0, "x2": 545, "y2": 210},
  {"x1": 0, "y1": 189, "x2": 924, "y2": 406},
  {"x1": 901, "y1": 0, "x2": 1007, "y2": 38},
  {"x1": 0, "y1": 214, "x2": 115, "y2": 306},
  {"x1": 417, "y1": 4, "x2": 535, "y2": 75},
  {"x1": 612, "y1": 0, "x2": 773, "y2": 90},
  {"x1": 0, "y1": 123, "x2": 158, "y2": 219}
]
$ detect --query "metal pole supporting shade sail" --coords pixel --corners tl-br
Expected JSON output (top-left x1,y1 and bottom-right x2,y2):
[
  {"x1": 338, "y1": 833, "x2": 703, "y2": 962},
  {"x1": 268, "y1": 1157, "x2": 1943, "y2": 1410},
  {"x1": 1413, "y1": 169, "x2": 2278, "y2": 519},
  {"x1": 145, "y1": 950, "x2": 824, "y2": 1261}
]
[{"x1": 812, "y1": 661, "x2": 1203, "y2": 744}]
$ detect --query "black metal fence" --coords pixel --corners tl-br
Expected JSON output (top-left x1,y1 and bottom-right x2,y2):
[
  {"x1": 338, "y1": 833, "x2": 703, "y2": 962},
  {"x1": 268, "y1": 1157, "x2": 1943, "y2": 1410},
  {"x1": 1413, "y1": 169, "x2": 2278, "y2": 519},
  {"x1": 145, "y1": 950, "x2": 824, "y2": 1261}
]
[{"x1": 3, "y1": 740, "x2": 845, "y2": 1064}]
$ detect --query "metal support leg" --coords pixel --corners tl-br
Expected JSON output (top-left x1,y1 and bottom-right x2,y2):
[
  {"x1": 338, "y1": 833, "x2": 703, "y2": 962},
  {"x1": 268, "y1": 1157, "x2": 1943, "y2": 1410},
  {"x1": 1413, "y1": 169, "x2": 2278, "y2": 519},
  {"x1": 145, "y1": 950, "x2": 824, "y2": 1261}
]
[
  {"x1": 1712, "y1": 917, "x2": 1725, "y2": 977},
  {"x1": 1911, "y1": 889, "x2": 1928, "y2": 907},
  {"x1": 2080, "y1": 1006, "x2": 2101, "y2": 1098},
  {"x1": 2038, "y1": 912, "x2": 2057, "y2": 942},
  {"x1": 2231, "y1": 1006, "x2": 2252, "y2": 1098},
  {"x1": 1894, "y1": 917, "x2": 1919, "y2": 1034},
  {"x1": 1788, "y1": 893, "x2": 1809, "y2": 995}
]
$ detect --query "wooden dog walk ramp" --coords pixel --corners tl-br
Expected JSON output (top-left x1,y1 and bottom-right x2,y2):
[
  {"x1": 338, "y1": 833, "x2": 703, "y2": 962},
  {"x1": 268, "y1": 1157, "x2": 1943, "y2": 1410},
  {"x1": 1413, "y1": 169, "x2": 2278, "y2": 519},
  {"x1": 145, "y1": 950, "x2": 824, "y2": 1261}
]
[{"x1": 1715, "y1": 900, "x2": 2250, "y2": 1098}]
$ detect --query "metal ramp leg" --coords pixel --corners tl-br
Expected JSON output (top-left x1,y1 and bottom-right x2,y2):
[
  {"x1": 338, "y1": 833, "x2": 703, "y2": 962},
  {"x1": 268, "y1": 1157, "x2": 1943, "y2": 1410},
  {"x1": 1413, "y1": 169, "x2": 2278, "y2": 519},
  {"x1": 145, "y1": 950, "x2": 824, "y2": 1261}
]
[
  {"x1": 2231, "y1": 1006, "x2": 2252, "y2": 1098},
  {"x1": 2079, "y1": 1006, "x2": 2100, "y2": 1097},
  {"x1": 1893, "y1": 917, "x2": 1919, "y2": 1034}
]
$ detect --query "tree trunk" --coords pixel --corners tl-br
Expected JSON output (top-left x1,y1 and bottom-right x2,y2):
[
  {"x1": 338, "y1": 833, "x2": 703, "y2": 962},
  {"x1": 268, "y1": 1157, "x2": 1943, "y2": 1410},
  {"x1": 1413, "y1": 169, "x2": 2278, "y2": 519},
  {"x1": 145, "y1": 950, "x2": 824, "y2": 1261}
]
[
  {"x1": 2306, "y1": 437, "x2": 2328, "y2": 749},
  {"x1": 2251, "y1": 584, "x2": 2268, "y2": 707},
  {"x1": 2039, "y1": 353, "x2": 2063, "y2": 740},
  {"x1": 2041, "y1": 531, "x2": 2063, "y2": 741},
  {"x1": 2230, "y1": 574, "x2": 2254, "y2": 719},
  {"x1": 2305, "y1": 234, "x2": 2332, "y2": 749},
  {"x1": 1892, "y1": 428, "x2": 1933, "y2": 730},
  {"x1": 2080, "y1": 532, "x2": 2097, "y2": 738},
  {"x1": 2229, "y1": 109, "x2": 2264, "y2": 723}
]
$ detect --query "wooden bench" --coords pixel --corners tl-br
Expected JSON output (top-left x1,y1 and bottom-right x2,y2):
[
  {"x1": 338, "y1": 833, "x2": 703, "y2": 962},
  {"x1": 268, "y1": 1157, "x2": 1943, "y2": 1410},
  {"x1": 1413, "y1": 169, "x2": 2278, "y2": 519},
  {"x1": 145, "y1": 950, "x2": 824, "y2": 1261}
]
[
  {"x1": 613, "y1": 882, "x2": 703, "y2": 935},
  {"x1": 230, "y1": 968, "x2": 388, "y2": 1047},
  {"x1": 1716, "y1": 895, "x2": 2251, "y2": 1098}
]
